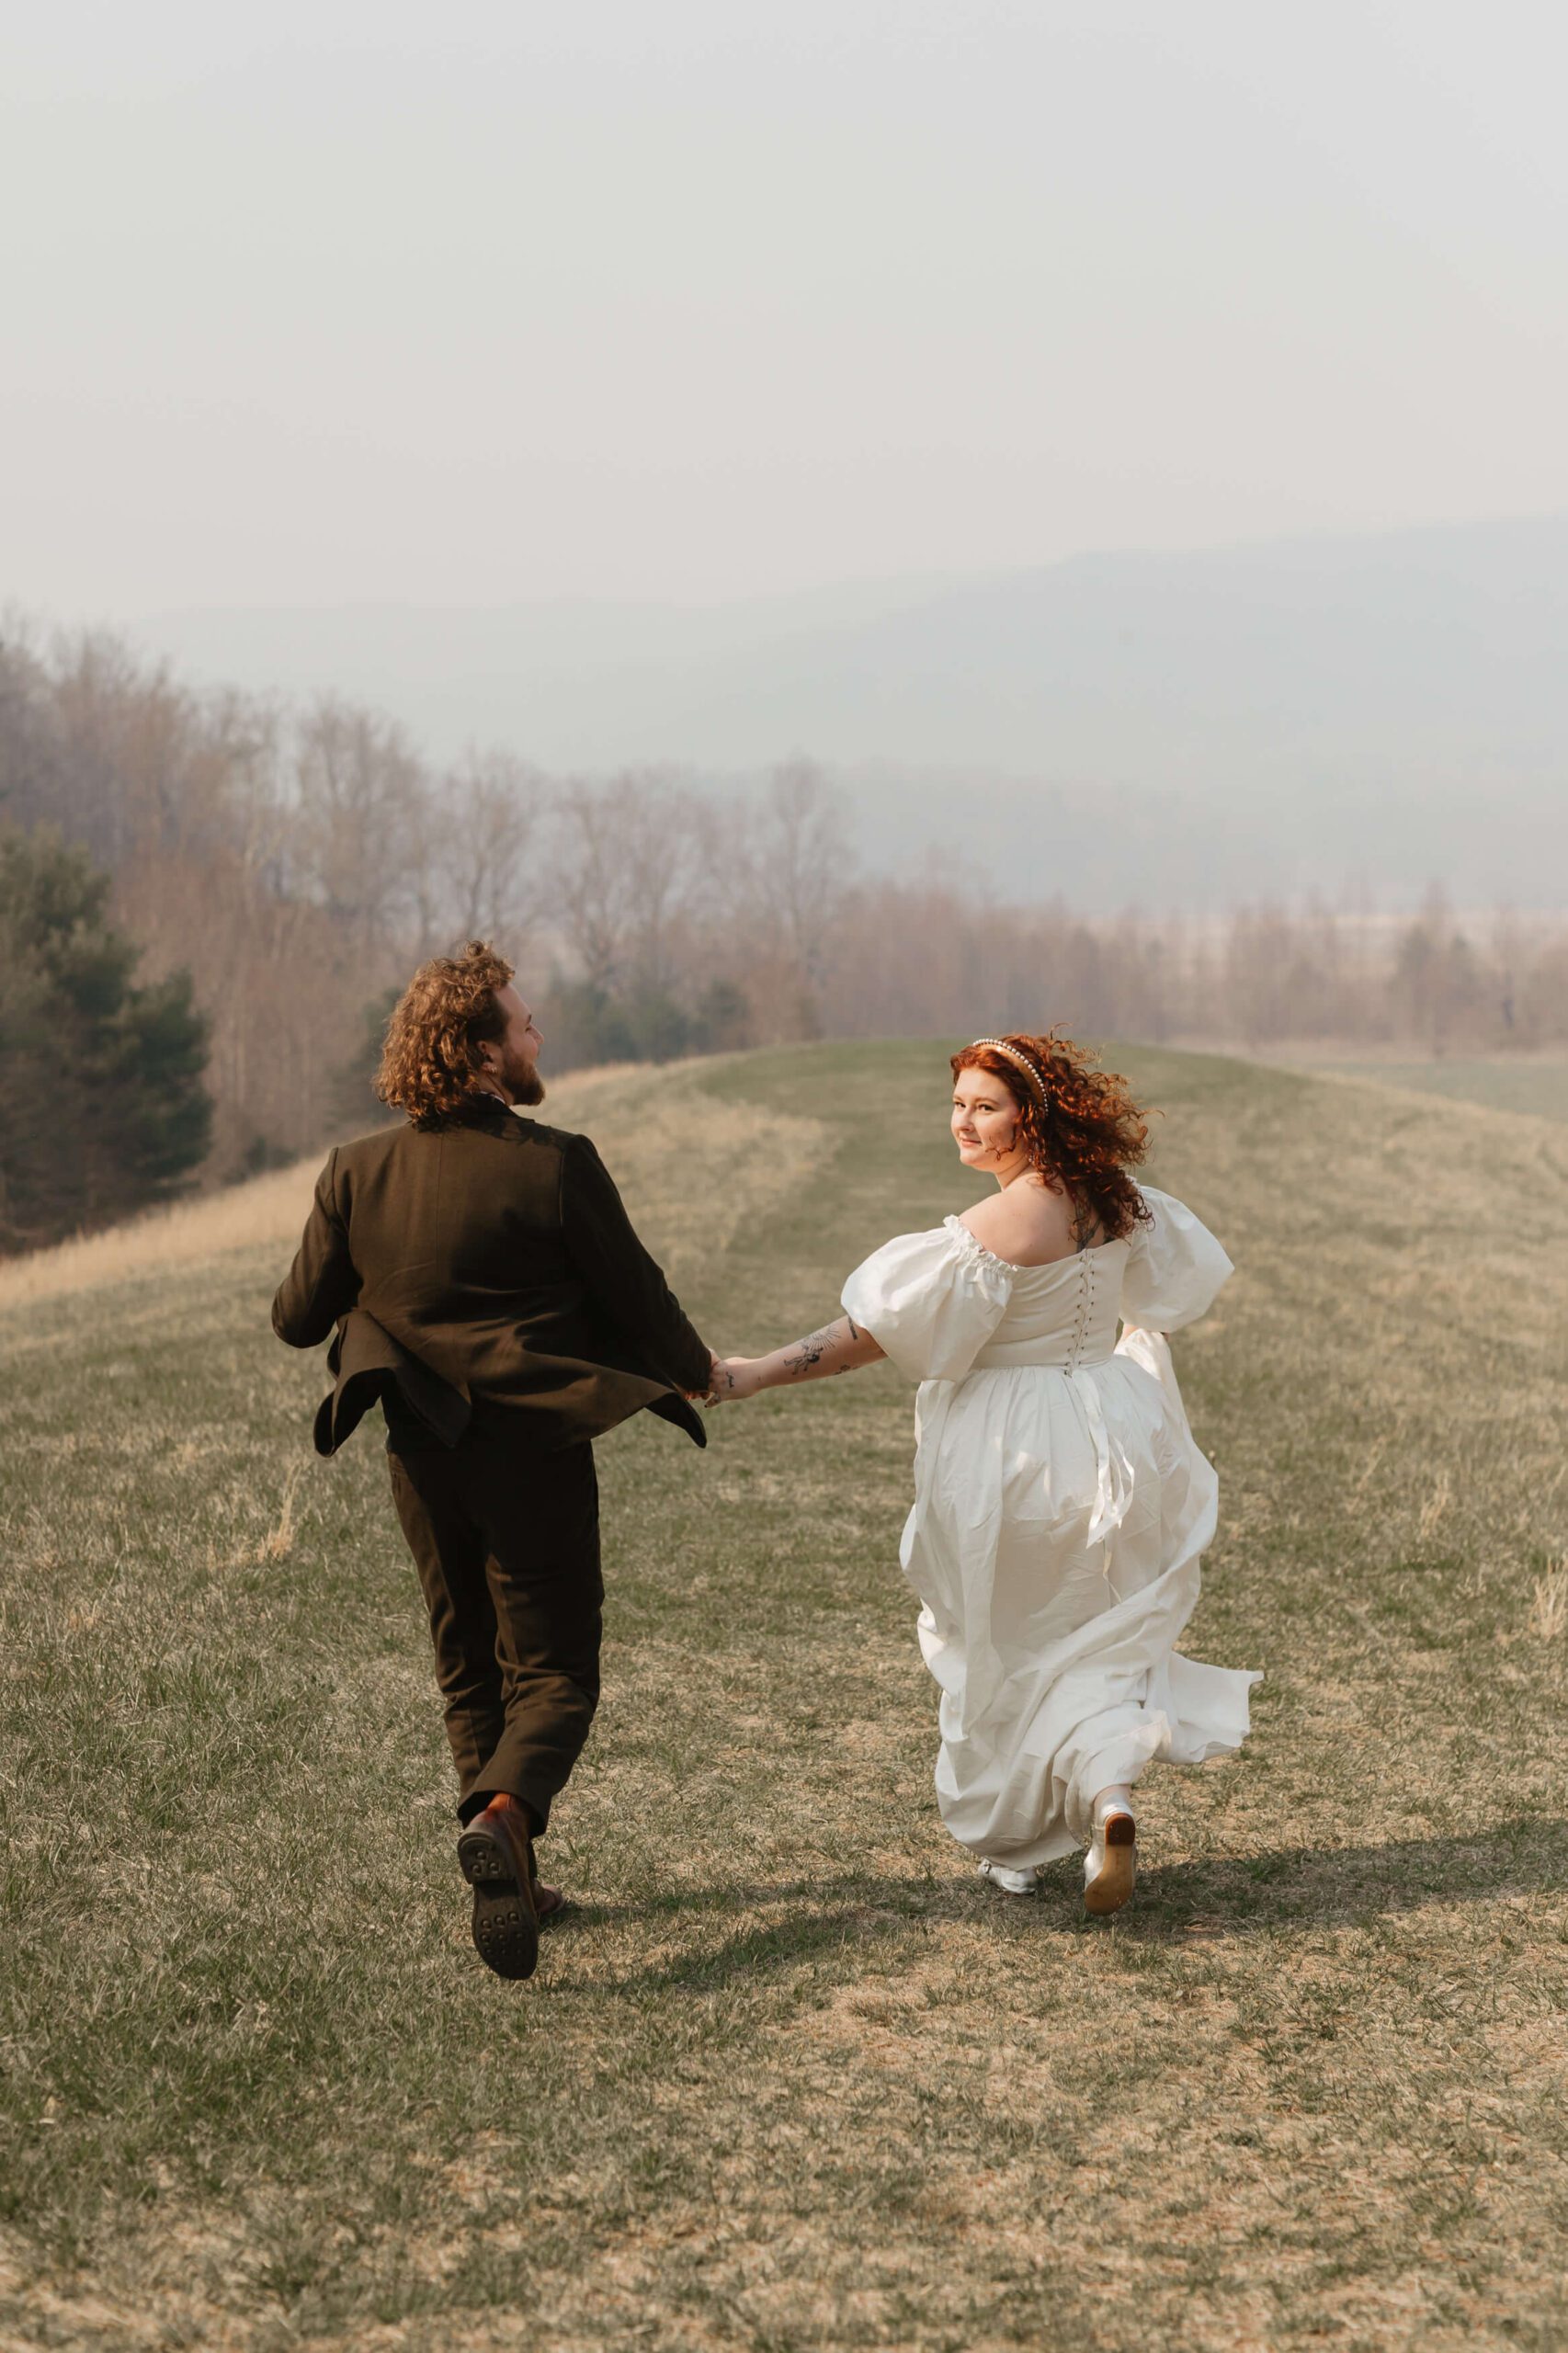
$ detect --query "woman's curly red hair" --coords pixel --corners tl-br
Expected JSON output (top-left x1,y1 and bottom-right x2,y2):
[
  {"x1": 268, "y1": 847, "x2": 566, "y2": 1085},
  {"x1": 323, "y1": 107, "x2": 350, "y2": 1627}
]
[
  {"x1": 950, "y1": 1029, "x2": 1153, "y2": 1241},
  {"x1": 376, "y1": 941, "x2": 515, "y2": 1130}
]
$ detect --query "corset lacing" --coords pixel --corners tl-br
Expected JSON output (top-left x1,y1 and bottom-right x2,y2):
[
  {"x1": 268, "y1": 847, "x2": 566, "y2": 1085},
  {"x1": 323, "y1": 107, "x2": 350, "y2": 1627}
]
[
  {"x1": 1055, "y1": 1249, "x2": 1128, "y2": 1573},
  {"x1": 1064, "y1": 1246, "x2": 1099, "y2": 1373}
]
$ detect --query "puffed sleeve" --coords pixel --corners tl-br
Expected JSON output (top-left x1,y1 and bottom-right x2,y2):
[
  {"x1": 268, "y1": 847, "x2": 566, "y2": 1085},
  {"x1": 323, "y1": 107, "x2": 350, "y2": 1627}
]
[
  {"x1": 1119, "y1": 1187, "x2": 1233, "y2": 1334},
  {"x1": 841, "y1": 1217, "x2": 1015, "y2": 1382}
]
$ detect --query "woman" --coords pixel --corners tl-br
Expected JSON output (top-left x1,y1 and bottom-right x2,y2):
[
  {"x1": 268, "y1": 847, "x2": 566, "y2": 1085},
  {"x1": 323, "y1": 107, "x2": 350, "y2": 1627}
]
[{"x1": 711, "y1": 1033, "x2": 1258, "y2": 1914}]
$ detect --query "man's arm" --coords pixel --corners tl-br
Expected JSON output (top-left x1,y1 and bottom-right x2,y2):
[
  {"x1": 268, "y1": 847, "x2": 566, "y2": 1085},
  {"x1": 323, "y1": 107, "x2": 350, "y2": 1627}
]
[
  {"x1": 560, "y1": 1135, "x2": 711, "y2": 1393},
  {"x1": 272, "y1": 1151, "x2": 358, "y2": 1347}
]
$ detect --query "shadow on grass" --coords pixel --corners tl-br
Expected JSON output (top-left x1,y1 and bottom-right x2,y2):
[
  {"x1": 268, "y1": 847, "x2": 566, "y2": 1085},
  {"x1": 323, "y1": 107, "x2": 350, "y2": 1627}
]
[
  {"x1": 562, "y1": 1817, "x2": 1568, "y2": 1987},
  {"x1": 1113, "y1": 1814, "x2": 1568, "y2": 1941}
]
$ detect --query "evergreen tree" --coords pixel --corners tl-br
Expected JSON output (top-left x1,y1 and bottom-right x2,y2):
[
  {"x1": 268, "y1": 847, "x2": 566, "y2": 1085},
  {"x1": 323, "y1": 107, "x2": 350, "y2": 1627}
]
[
  {"x1": 328, "y1": 984, "x2": 403, "y2": 1136},
  {"x1": 0, "y1": 825, "x2": 211, "y2": 1252}
]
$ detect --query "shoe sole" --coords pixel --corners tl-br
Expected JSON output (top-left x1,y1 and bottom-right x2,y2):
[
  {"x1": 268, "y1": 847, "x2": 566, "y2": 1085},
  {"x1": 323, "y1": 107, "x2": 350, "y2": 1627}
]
[
  {"x1": 1084, "y1": 1813, "x2": 1137, "y2": 1916},
  {"x1": 457, "y1": 1824, "x2": 540, "y2": 1981}
]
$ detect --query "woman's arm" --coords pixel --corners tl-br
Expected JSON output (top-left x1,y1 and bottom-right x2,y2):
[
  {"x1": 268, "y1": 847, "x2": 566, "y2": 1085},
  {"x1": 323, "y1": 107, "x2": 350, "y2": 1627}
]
[{"x1": 712, "y1": 1313, "x2": 884, "y2": 1401}]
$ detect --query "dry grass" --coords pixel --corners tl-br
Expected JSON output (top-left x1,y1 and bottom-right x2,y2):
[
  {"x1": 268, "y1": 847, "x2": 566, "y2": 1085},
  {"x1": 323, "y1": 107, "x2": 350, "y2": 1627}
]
[
  {"x1": 0, "y1": 1157, "x2": 328, "y2": 1313},
  {"x1": 0, "y1": 1058, "x2": 812, "y2": 1314},
  {"x1": 1529, "y1": 1557, "x2": 1568, "y2": 1645},
  {"x1": 516, "y1": 1060, "x2": 826, "y2": 1285},
  {"x1": 3, "y1": 1040, "x2": 1567, "y2": 2351}
]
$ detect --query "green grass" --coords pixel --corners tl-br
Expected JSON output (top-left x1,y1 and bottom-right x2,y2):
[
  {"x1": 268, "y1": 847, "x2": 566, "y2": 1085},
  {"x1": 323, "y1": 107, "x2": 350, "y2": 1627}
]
[
  {"x1": 4, "y1": 1040, "x2": 1568, "y2": 2350},
  {"x1": 1280, "y1": 1052, "x2": 1568, "y2": 1127}
]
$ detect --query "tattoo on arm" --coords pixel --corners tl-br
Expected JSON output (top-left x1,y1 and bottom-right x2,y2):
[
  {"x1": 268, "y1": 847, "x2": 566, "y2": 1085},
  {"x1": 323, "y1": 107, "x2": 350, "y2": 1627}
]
[
  {"x1": 782, "y1": 1324, "x2": 838, "y2": 1379},
  {"x1": 756, "y1": 1312, "x2": 881, "y2": 1388}
]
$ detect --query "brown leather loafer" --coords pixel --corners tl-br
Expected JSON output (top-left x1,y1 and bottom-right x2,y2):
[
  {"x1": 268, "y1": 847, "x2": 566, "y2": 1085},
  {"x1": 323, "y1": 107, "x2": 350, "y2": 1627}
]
[{"x1": 456, "y1": 1795, "x2": 540, "y2": 1980}]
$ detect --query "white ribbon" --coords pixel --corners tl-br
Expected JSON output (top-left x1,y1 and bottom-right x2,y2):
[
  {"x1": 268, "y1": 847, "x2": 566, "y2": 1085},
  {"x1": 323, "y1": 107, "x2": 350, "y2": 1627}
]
[{"x1": 1069, "y1": 1364, "x2": 1137, "y2": 1571}]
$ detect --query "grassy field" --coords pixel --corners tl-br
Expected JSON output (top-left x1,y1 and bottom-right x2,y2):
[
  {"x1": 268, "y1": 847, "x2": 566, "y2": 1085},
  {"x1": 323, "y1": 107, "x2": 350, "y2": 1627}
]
[
  {"x1": 1252, "y1": 1050, "x2": 1568, "y2": 1129},
  {"x1": 4, "y1": 1041, "x2": 1568, "y2": 2351}
]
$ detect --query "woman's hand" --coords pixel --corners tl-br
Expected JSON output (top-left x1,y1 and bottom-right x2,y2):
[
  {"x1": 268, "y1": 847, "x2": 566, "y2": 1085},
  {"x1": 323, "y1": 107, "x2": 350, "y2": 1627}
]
[{"x1": 708, "y1": 1356, "x2": 766, "y2": 1403}]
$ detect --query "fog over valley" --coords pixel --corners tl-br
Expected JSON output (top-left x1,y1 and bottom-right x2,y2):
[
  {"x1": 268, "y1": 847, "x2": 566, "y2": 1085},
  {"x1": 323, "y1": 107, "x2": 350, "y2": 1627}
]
[{"x1": 136, "y1": 514, "x2": 1568, "y2": 912}]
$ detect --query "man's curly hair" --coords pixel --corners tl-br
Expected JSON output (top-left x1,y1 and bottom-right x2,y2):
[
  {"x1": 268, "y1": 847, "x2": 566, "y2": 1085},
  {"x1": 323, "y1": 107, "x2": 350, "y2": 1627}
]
[{"x1": 376, "y1": 942, "x2": 516, "y2": 1130}]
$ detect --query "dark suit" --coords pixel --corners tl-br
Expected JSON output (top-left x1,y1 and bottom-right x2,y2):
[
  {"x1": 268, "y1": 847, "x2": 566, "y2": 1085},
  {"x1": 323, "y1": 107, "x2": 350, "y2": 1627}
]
[{"x1": 273, "y1": 1093, "x2": 710, "y2": 1830}]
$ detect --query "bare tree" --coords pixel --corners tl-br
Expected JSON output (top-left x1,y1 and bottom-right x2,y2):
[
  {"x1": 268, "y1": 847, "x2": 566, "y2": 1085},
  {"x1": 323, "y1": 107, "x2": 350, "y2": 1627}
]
[
  {"x1": 756, "y1": 759, "x2": 852, "y2": 989},
  {"x1": 290, "y1": 697, "x2": 427, "y2": 967},
  {"x1": 547, "y1": 771, "x2": 697, "y2": 995},
  {"x1": 428, "y1": 746, "x2": 543, "y2": 949}
]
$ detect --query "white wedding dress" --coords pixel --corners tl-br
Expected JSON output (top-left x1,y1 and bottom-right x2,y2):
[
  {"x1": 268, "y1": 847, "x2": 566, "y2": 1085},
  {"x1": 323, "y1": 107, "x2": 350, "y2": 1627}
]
[{"x1": 842, "y1": 1188, "x2": 1259, "y2": 1870}]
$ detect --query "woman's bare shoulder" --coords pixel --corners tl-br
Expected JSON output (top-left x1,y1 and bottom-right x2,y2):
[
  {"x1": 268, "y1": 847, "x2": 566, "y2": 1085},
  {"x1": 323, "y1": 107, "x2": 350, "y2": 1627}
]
[
  {"x1": 957, "y1": 1193, "x2": 1014, "y2": 1247},
  {"x1": 960, "y1": 1181, "x2": 1073, "y2": 1263}
]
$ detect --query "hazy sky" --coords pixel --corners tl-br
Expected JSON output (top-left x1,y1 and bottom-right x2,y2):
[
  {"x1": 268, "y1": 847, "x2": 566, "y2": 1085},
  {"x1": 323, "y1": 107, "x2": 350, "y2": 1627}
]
[{"x1": 5, "y1": 2, "x2": 1568, "y2": 618}]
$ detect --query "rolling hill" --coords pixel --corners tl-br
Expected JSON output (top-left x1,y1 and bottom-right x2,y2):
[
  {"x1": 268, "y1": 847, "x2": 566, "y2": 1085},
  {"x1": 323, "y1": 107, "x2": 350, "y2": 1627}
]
[{"x1": 4, "y1": 1042, "x2": 1567, "y2": 2349}]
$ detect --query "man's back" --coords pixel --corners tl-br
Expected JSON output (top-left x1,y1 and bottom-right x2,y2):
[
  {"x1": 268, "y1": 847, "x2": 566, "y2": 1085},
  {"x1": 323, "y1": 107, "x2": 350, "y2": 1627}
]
[{"x1": 274, "y1": 1094, "x2": 710, "y2": 1450}]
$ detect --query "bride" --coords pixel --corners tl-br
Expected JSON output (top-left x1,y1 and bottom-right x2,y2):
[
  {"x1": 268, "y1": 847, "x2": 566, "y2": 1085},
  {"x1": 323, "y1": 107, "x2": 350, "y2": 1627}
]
[{"x1": 710, "y1": 1032, "x2": 1259, "y2": 1914}]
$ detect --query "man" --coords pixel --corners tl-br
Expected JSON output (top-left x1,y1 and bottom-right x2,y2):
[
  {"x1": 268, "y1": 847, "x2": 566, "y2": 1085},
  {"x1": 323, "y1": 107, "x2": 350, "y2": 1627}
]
[{"x1": 272, "y1": 942, "x2": 714, "y2": 1982}]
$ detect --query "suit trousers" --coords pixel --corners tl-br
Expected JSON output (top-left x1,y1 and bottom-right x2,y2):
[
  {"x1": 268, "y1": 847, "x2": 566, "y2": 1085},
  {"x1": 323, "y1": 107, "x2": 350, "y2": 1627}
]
[{"x1": 387, "y1": 1430, "x2": 603, "y2": 1832}]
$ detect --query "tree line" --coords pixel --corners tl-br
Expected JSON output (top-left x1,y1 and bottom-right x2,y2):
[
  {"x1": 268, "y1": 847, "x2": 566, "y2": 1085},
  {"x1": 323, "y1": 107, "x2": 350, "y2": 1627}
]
[{"x1": 2, "y1": 619, "x2": 1564, "y2": 1252}]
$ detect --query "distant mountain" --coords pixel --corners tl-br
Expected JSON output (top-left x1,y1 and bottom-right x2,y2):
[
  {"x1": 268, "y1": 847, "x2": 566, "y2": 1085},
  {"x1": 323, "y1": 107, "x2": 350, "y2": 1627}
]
[{"x1": 135, "y1": 516, "x2": 1568, "y2": 910}]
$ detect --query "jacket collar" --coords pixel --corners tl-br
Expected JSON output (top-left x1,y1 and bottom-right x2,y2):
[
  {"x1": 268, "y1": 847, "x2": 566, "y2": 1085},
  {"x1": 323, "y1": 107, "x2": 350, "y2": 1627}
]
[{"x1": 449, "y1": 1090, "x2": 513, "y2": 1130}]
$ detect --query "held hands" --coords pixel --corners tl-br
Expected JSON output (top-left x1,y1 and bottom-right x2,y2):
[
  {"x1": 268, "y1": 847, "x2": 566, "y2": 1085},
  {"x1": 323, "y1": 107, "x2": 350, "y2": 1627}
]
[{"x1": 684, "y1": 1351, "x2": 764, "y2": 1406}]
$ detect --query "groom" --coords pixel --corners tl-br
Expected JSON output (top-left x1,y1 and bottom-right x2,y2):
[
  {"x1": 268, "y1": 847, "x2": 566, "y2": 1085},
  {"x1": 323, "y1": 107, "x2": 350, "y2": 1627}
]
[{"x1": 272, "y1": 942, "x2": 714, "y2": 1982}]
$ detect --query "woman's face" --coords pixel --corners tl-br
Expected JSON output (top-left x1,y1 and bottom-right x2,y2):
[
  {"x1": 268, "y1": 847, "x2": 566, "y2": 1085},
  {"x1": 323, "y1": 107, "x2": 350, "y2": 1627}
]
[{"x1": 951, "y1": 1066, "x2": 1022, "y2": 1168}]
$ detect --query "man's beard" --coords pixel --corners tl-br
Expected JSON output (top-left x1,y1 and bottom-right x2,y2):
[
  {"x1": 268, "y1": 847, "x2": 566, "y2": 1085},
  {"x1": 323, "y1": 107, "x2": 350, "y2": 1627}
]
[{"x1": 505, "y1": 1054, "x2": 545, "y2": 1107}]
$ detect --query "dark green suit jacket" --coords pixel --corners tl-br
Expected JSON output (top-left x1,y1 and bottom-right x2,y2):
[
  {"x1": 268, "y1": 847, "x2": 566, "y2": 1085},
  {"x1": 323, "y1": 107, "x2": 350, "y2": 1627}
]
[{"x1": 272, "y1": 1094, "x2": 710, "y2": 1455}]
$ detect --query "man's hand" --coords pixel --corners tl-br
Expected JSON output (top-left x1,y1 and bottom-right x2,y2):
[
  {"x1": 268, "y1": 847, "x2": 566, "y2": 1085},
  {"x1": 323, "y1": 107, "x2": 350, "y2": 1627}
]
[{"x1": 687, "y1": 1350, "x2": 733, "y2": 1405}]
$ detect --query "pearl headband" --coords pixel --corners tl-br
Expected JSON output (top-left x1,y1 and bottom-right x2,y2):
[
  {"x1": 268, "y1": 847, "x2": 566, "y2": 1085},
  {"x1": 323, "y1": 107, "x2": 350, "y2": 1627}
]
[{"x1": 968, "y1": 1038, "x2": 1048, "y2": 1107}]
